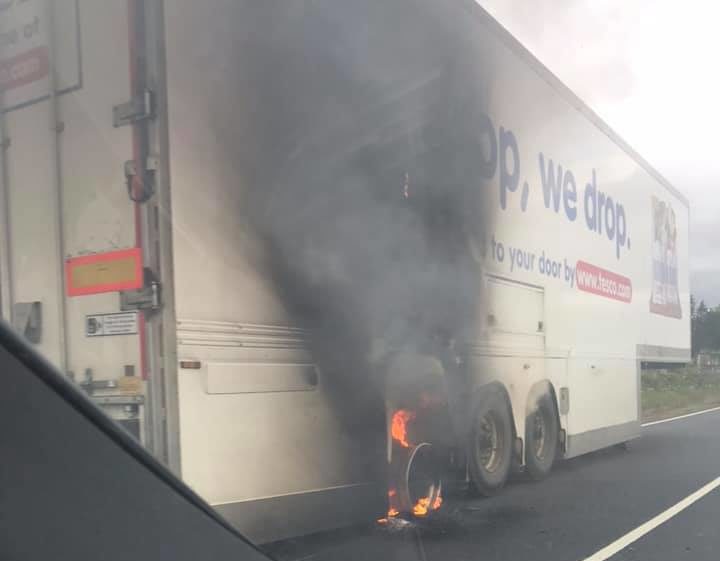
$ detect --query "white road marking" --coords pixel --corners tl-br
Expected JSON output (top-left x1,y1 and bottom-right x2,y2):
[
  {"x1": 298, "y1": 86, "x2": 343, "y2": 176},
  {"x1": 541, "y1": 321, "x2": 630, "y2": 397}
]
[
  {"x1": 580, "y1": 476, "x2": 720, "y2": 561},
  {"x1": 642, "y1": 406, "x2": 720, "y2": 427}
]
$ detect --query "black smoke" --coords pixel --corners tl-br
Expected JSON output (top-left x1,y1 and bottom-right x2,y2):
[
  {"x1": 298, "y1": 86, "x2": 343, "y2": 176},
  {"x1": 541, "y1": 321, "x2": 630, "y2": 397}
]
[{"x1": 210, "y1": 0, "x2": 497, "y2": 452}]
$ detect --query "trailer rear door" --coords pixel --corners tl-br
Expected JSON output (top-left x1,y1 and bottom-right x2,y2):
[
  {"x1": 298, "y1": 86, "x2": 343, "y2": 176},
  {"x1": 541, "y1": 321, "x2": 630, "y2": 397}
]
[{"x1": 0, "y1": 0, "x2": 172, "y2": 460}]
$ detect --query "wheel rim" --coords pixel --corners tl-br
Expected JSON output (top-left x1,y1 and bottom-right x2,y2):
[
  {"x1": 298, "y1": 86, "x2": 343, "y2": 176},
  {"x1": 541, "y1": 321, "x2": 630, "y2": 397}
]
[
  {"x1": 403, "y1": 443, "x2": 442, "y2": 515},
  {"x1": 531, "y1": 409, "x2": 547, "y2": 460},
  {"x1": 476, "y1": 411, "x2": 504, "y2": 473}
]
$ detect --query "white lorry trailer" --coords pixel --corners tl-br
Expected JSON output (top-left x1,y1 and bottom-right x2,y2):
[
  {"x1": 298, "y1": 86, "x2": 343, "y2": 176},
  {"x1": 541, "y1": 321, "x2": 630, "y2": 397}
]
[{"x1": 0, "y1": 0, "x2": 689, "y2": 544}]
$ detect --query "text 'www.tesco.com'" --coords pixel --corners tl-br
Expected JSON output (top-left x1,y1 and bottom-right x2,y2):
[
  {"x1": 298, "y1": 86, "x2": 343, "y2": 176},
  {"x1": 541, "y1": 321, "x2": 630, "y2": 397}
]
[{"x1": 575, "y1": 260, "x2": 632, "y2": 303}]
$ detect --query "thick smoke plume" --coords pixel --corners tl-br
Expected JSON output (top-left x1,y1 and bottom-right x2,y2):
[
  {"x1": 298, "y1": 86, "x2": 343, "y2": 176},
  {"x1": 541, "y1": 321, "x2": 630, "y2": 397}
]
[{"x1": 212, "y1": 0, "x2": 497, "y2": 446}]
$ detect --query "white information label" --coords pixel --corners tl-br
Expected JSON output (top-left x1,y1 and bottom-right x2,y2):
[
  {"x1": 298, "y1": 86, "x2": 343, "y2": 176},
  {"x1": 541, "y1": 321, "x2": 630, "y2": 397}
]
[{"x1": 86, "y1": 312, "x2": 139, "y2": 337}]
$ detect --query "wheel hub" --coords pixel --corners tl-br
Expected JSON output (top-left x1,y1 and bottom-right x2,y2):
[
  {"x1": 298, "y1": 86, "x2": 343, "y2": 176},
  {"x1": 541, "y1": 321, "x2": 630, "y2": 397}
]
[
  {"x1": 477, "y1": 412, "x2": 503, "y2": 473},
  {"x1": 532, "y1": 410, "x2": 547, "y2": 459}
]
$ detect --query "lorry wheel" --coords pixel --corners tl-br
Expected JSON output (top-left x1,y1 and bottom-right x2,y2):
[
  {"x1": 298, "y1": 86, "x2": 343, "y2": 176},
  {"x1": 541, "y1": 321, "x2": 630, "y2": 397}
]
[
  {"x1": 468, "y1": 389, "x2": 513, "y2": 496},
  {"x1": 525, "y1": 393, "x2": 559, "y2": 481}
]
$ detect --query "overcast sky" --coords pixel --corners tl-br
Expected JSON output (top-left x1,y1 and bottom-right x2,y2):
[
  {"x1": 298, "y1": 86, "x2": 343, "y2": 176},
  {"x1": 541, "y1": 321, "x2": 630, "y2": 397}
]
[{"x1": 481, "y1": 0, "x2": 719, "y2": 306}]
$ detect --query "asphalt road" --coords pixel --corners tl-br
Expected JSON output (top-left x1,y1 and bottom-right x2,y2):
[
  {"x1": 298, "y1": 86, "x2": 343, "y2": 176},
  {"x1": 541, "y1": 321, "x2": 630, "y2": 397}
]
[{"x1": 264, "y1": 409, "x2": 720, "y2": 561}]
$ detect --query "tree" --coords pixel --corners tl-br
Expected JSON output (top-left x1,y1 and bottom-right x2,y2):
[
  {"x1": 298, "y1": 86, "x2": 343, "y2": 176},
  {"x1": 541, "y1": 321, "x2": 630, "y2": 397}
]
[
  {"x1": 691, "y1": 294, "x2": 697, "y2": 319},
  {"x1": 691, "y1": 295, "x2": 720, "y2": 359}
]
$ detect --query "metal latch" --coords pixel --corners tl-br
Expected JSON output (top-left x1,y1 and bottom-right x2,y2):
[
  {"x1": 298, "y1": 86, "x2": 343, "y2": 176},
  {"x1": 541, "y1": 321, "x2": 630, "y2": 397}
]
[
  {"x1": 79, "y1": 368, "x2": 117, "y2": 395},
  {"x1": 120, "y1": 268, "x2": 161, "y2": 312},
  {"x1": 113, "y1": 89, "x2": 155, "y2": 127},
  {"x1": 124, "y1": 156, "x2": 159, "y2": 178},
  {"x1": 124, "y1": 156, "x2": 158, "y2": 203}
]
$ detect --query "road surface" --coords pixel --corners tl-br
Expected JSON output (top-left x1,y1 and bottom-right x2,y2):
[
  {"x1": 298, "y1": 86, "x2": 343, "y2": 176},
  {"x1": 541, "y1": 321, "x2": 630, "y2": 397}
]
[{"x1": 264, "y1": 408, "x2": 720, "y2": 561}]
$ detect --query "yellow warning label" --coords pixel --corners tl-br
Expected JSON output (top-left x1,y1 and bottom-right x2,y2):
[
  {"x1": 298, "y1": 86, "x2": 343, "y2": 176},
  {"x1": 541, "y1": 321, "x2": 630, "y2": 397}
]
[{"x1": 71, "y1": 258, "x2": 136, "y2": 289}]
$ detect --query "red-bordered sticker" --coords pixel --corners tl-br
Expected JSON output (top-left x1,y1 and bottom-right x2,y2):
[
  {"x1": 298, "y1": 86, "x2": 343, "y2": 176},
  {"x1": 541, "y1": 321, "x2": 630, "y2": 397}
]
[
  {"x1": 576, "y1": 260, "x2": 632, "y2": 303},
  {"x1": 0, "y1": 46, "x2": 50, "y2": 92},
  {"x1": 66, "y1": 248, "x2": 143, "y2": 296}
]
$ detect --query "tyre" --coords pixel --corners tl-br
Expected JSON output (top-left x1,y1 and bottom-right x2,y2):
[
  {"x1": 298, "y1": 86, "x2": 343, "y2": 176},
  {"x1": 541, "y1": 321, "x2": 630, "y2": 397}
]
[
  {"x1": 525, "y1": 393, "x2": 559, "y2": 481},
  {"x1": 467, "y1": 388, "x2": 513, "y2": 496}
]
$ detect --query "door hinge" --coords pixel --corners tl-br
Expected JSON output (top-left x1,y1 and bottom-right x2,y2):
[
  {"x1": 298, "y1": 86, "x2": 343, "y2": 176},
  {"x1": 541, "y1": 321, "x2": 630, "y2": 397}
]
[
  {"x1": 113, "y1": 89, "x2": 155, "y2": 127},
  {"x1": 120, "y1": 268, "x2": 162, "y2": 312}
]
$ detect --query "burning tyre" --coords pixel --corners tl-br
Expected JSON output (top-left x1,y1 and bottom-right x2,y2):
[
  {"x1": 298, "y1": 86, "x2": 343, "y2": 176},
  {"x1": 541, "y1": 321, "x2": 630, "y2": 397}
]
[
  {"x1": 383, "y1": 353, "x2": 449, "y2": 520},
  {"x1": 388, "y1": 441, "x2": 442, "y2": 517}
]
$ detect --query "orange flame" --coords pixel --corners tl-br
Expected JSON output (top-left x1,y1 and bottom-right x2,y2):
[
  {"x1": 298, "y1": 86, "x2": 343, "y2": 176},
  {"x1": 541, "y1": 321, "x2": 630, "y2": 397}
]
[
  {"x1": 391, "y1": 409, "x2": 415, "y2": 448},
  {"x1": 377, "y1": 507, "x2": 400, "y2": 524},
  {"x1": 432, "y1": 494, "x2": 443, "y2": 510},
  {"x1": 382, "y1": 488, "x2": 400, "y2": 520},
  {"x1": 413, "y1": 496, "x2": 431, "y2": 517},
  {"x1": 412, "y1": 491, "x2": 442, "y2": 518}
]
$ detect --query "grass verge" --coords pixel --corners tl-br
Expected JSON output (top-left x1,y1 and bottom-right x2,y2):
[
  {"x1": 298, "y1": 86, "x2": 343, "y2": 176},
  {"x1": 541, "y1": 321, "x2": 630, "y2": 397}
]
[{"x1": 642, "y1": 366, "x2": 720, "y2": 422}]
